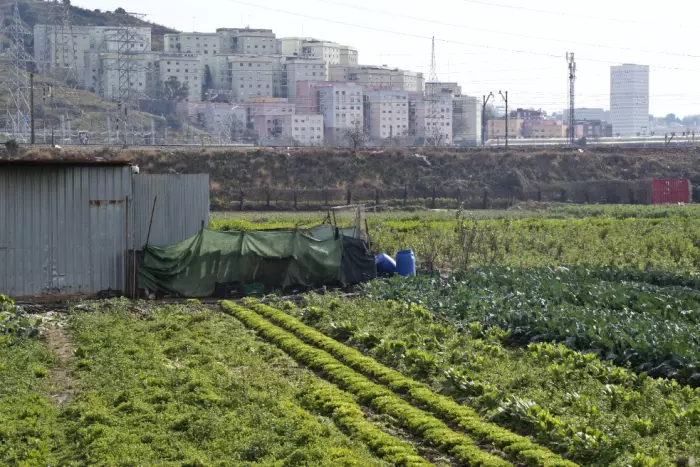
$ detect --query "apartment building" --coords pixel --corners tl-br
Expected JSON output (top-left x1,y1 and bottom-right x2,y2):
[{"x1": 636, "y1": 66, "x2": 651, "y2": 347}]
[
  {"x1": 330, "y1": 65, "x2": 424, "y2": 92},
  {"x1": 290, "y1": 114, "x2": 324, "y2": 145},
  {"x1": 487, "y1": 119, "x2": 524, "y2": 140},
  {"x1": 406, "y1": 92, "x2": 452, "y2": 144},
  {"x1": 84, "y1": 51, "x2": 159, "y2": 100},
  {"x1": 317, "y1": 83, "x2": 364, "y2": 144},
  {"x1": 452, "y1": 95, "x2": 481, "y2": 146},
  {"x1": 560, "y1": 107, "x2": 609, "y2": 124},
  {"x1": 34, "y1": 25, "x2": 151, "y2": 87},
  {"x1": 363, "y1": 90, "x2": 410, "y2": 141},
  {"x1": 228, "y1": 56, "x2": 278, "y2": 102},
  {"x1": 158, "y1": 53, "x2": 203, "y2": 102},
  {"x1": 217, "y1": 28, "x2": 277, "y2": 54},
  {"x1": 164, "y1": 32, "x2": 220, "y2": 56},
  {"x1": 521, "y1": 120, "x2": 567, "y2": 138},
  {"x1": 610, "y1": 64, "x2": 650, "y2": 136},
  {"x1": 339, "y1": 45, "x2": 359, "y2": 66},
  {"x1": 281, "y1": 57, "x2": 327, "y2": 101}
]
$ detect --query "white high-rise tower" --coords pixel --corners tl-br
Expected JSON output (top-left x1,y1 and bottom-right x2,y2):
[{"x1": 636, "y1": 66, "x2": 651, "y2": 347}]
[{"x1": 610, "y1": 64, "x2": 649, "y2": 136}]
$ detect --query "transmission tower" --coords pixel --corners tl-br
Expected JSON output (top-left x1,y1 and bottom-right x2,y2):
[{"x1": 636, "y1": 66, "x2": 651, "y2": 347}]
[
  {"x1": 425, "y1": 36, "x2": 442, "y2": 147},
  {"x1": 107, "y1": 12, "x2": 150, "y2": 146},
  {"x1": 1, "y1": 0, "x2": 33, "y2": 142},
  {"x1": 41, "y1": 0, "x2": 79, "y2": 86},
  {"x1": 566, "y1": 52, "x2": 576, "y2": 146}
]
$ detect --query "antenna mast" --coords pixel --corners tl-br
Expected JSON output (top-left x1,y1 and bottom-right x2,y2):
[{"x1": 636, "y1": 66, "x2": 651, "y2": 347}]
[
  {"x1": 425, "y1": 36, "x2": 441, "y2": 146},
  {"x1": 566, "y1": 52, "x2": 576, "y2": 146},
  {"x1": 1, "y1": 0, "x2": 33, "y2": 142}
]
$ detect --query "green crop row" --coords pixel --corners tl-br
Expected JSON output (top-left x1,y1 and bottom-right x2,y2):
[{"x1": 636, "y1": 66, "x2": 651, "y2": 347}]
[
  {"x1": 221, "y1": 301, "x2": 515, "y2": 467},
  {"x1": 365, "y1": 269, "x2": 700, "y2": 385},
  {"x1": 300, "y1": 384, "x2": 433, "y2": 466},
  {"x1": 238, "y1": 300, "x2": 576, "y2": 467},
  {"x1": 297, "y1": 293, "x2": 700, "y2": 465}
]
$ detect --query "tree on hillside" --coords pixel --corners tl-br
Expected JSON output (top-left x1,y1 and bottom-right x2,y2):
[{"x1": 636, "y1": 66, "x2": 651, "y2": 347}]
[
  {"x1": 342, "y1": 120, "x2": 368, "y2": 149},
  {"x1": 163, "y1": 76, "x2": 189, "y2": 102}
]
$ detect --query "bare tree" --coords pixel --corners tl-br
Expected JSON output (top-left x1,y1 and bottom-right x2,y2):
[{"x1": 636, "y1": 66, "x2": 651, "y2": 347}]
[
  {"x1": 425, "y1": 124, "x2": 446, "y2": 147},
  {"x1": 342, "y1": 120, "x2": 368, "y2": 149}
]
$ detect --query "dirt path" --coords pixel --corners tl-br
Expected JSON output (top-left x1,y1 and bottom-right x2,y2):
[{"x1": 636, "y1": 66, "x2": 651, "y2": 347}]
[{"x1": 43, "y1": 318, "x2": 76, "y2": 407}]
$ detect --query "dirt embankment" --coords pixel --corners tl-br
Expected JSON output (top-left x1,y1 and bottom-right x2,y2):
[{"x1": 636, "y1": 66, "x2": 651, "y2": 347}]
[{"x1": 9, "y1": 146, "x2": 700, "y2": 207}]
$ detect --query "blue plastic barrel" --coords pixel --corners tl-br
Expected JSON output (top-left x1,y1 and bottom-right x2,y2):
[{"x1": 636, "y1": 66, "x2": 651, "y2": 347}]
[
  {"x1": 396, "y1": 250, "x2": 416, "y2": 277},
  {"x1": 375, "y1": 253, "x2": 397, "y2": 275}
]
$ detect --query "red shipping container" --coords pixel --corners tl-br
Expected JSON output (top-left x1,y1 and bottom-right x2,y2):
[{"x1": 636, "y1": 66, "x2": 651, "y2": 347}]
[{"x1": 652, "y1": 179, "x2": 690, "y2": 204}]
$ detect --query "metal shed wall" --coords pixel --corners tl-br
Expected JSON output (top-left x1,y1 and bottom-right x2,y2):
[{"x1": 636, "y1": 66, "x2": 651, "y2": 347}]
[
  {"x1": 0, "y1": 165, "x2": 132, "y2": 297},
  {"x1": 131, "y1": 174, "x2": 210, "y2": 248}
]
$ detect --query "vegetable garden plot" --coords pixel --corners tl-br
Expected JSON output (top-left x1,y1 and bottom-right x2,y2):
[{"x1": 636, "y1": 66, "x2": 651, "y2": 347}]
[
  {"x1": 365, "y1": 268, "x2": 700, "y2": 386},
  {"x1": 290, "y1": 292, "x2": 700, "y2": 466},
  {"x1": 223, "y1": 300, "x2": 576, "y2": 467}
]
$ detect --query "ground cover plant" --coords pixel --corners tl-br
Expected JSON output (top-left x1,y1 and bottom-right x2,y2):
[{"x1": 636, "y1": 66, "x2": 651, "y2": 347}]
[
  {"x1": 212, "y1": 206, "x2": 700, "y2": 272},
  {"x1": 222, "y1": 300, "x2": 575, "y2": 467},
  {"x1": 4, "y1": 299, "x2": 429, "y2": 466},
  {"x1": 364, "y1": 268, "x2": 700, "y2": 385},
  {"x1": 271, "y1": 292, "x2": 700, "y2": 466}
]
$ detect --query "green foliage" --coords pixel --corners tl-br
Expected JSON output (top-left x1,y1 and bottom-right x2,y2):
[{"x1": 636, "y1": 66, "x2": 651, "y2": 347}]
[
  {"x1": 0, "y1": 295, "x2": 42, "y2": 342},
  {"x1": 365, "y1": 267, "x2": 700, "y2": 385},
  {"x1": 1, "y1": 301, "x2": 387, "y2": 465},
  {"x1": 213, "y1": 210, "x2": 700, "y2": 273},
  {"x1": 225, "y1": 300, "x2": 576, "y2": 467},
  {"x1": 298, "y1": 293, "x2": 700, "y2": 466}
]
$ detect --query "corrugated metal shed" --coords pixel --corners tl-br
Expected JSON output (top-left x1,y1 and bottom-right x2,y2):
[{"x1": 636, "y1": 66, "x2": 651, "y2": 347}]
[
  {"x1": 0, "y1": 164, "x2": 131, "y2": 297},
  {"x1": 131, "y1": 174, "x2": 210, "y2": 248}
]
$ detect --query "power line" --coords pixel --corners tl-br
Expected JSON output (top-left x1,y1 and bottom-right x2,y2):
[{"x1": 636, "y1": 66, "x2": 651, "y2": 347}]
[
  {"x1": 459, "y1": 0, "x2": 696, "y2": 31},
  {"x1": 223, "y1": 0, "x2": 700, "y2": 73},
  {"x1": 314, "y1": 0, "x2": 700, "y2": 60}
]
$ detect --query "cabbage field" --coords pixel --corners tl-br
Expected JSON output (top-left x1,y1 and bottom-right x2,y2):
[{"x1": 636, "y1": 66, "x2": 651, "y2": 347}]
[{"x1": 2, "y1": 205, "x2": 700, "y2": 466}]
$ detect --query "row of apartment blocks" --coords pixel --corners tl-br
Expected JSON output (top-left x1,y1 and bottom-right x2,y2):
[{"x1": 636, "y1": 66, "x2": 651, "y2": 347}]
[
  {"x1": 34, "y1": 24, "x2": 483, "y2": 146},
  {"x1": 180, "y1": 82, "x2": 481, "y2": 146}
]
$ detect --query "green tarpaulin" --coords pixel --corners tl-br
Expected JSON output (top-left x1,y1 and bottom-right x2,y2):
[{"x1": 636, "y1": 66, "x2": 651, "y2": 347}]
[{"x1": 139, "y1": 228, "x2": 375, "y2": 297}]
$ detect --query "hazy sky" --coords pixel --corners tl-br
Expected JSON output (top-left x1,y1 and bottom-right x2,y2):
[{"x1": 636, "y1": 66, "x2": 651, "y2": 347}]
[{"x1": 76, "y1": 0, "x2": 700, "y2": 117}]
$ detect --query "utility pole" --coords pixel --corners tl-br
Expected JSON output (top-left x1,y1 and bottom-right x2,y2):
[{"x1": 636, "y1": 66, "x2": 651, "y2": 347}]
[
  {"x1": 566, "y1": 52, "x2": 576, "y2": 146},
  {"x1": 30, "y1": 73, "x2": 35, "y2": 144},
  {"x1": 499, "y1": 90, "x2": 508, "y2": 149},
  {"x1": 482, "y1": 92, "x2": 494, "y2": 147}
]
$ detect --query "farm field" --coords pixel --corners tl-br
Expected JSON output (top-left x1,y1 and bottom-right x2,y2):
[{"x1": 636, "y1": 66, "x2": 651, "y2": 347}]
[
  {"x1": 3, "y1": 204, "x2": 700, "y2": 466},
  {"x1": 213, "y1": 205, "x2": 700, "y2": 272}
]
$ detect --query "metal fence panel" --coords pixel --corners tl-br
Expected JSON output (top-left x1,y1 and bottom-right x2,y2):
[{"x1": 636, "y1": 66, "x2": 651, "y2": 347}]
[
  {"x1": 131, "y1": 174, "x2": 210, "y2": 248},
  {"x1": 0, "y1": 165, "x2": 131, "y2": 297}
]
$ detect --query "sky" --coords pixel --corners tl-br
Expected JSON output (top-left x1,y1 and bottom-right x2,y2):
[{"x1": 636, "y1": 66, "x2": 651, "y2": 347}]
[{"x1": 75, "y1": 0, "x2": 700, "y2": 117}]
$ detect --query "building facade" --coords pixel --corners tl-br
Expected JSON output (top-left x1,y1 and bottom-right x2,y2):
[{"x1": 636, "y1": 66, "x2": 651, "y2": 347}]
[
  {"x1": 228, "y1": 56, "x2": 278, "y2": 102},
  {"x1": 487, "y1": 119, "x2": 524, "y2": 140},
  {"x1": 158, "y1": 53, "x2": 203, "y2": 101},
  {"x1": 452, "y1": 95, "x2": 481, "y2": 145},
  {"x1": 522, "y1": 120, "x2": 567, "y2": 138},
  {"x1": 281, "y1": 57, "x2": 327, "y2": 100},
  {"x1": 216, "y1": 28, "x2": 277, "y2": 54},
  {"x1": 363, "y1": 90, "x2": 410, "y2": 142},
  {"x1": 561, "y1": 107, "x2": 609, "y2": 124},
  {"x1": 164, "y1": 32, "x2": 221, "y2": 55},
  {"x1": 84, "y1": 51, "x2": 159, "y2": 100},
  {"x1": 290, "y1": 114, "x2": 324, "y2": 145},
  {"x1": 610, "y1": 64, "x2": 650, "y2": 136},
  {"x1": 34, "y1": 25, "x2": 151, "y2": 88},
  {"x1": 317, "y1": 83, "x2": 364, "y2": 144},
  {"x1": 330, "y1": 65, "x2": 424, "y2": 92}
]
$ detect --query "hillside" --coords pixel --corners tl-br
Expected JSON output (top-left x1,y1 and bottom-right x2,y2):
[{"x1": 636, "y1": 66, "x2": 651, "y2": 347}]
[
  {"x1": 0, "y1": 62, "x2": 202, "y2": 144},
  {"x1": 8, "y1": 146, "x2": 700, "y2": 208},
  {"x1": 3, "y1": 0, "x2": 178, "y2": 51}
]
